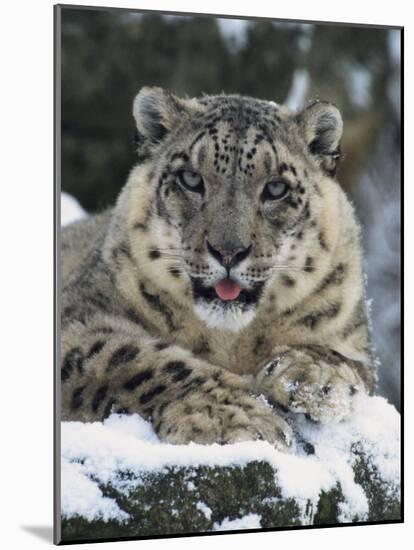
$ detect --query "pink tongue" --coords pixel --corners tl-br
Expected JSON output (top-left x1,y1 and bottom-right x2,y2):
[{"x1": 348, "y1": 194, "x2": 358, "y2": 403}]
[{"x1": 214, "y1": 279, "x2": 241, "y2": 301}]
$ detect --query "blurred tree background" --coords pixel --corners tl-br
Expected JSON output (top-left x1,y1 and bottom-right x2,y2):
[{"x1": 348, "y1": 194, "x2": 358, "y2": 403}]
[{"x1": 60, "y1": 7, "x2": 401, "y2": 409}]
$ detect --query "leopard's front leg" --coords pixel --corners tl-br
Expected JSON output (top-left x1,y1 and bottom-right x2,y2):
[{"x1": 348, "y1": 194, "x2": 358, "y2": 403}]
[
  {"x1": 255, "y1": 345, "x2": 374, "y2": 423},
  {"x1": 61, "y1": 317, "x2": 292, "y2": 449}
]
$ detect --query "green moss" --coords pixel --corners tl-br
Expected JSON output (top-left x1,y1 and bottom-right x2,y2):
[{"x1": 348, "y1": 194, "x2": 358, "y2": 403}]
[
  {"x1": 61, "y1": 461, "x2": 302, "y2": 542},
  {"x1": 313, "y1": 484, "x2": 344, "y2": 525},
  {"x1": 352, "y1": 443, "x2": 401, "y2": 521}
]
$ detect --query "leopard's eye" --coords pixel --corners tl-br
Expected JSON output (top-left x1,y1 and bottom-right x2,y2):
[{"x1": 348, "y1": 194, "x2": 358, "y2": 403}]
[
  {"x1": 177, "y1": 170, "x2": 205, "y2": 194},
  {"x1": 262, "y1": 179, "x2": 290, "y2": 202}
]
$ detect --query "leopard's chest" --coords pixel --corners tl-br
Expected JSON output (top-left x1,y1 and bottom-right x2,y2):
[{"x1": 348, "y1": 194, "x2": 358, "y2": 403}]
[{"x1": 176, "y1": 315, "x2": 296, "y2": 376}]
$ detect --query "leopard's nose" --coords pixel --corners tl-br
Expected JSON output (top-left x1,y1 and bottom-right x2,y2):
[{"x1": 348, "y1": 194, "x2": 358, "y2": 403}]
[{"x1": 206, "y1": 241, "x2": 252, "y2": 270}]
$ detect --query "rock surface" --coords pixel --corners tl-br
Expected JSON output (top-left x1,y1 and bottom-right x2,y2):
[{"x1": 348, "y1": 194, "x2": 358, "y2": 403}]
[{"x1": 59, "y1": 395, "x2": 401, "y2": 542}]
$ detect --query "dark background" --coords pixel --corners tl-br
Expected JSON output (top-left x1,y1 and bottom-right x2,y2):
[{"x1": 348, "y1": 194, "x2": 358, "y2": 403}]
[{"x1": 60, "y1": 7, "x2": 401, "y2": 408}]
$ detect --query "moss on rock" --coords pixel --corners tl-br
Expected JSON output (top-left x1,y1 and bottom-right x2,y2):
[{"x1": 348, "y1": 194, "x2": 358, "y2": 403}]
[{"x1": 61, "y1": 446, "x2": 400, "y2": 543}]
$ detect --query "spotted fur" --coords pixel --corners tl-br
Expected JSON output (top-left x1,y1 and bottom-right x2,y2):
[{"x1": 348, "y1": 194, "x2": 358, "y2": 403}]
[{"x1": 61, "y1": 88, "x2": 374, "y2": 447}]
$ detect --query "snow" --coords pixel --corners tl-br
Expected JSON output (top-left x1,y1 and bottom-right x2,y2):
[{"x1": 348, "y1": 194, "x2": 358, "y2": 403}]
[
  {"x1": 61, "y1": 192, "x2": 87, "y2": 227},
  {"x1": 213, "y1": 513, "x2": 262, "y2": 531},
  {"x1": 284, "y1": 69, "x2": 310, "y2": 111},
  {"x1": 293, "y1": 395, "x2": 400, "y2": 522},
  {"x1": 196, "y1": 501, "x2": 213, "y2": 520},
  {"x1": 61, "y1": 461, "x2": 129, "y2": 523},
  {"x1": 61, "y1": 394, "x2": 400, "y2": 525}
]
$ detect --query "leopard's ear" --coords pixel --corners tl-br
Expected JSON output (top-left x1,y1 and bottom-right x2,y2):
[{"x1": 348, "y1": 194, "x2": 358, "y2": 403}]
[
  {"x1": 132, "y1": 87, "x2": 192, "y2": 159},
  {"x1": 296, "y1": 101, "x2": 343, "y2": 176}
]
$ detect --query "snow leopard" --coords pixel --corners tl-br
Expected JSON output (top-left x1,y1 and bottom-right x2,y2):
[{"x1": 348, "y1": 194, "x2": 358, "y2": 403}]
[{"x1": 60, "y1": 87, "x2": 374, "y2": 450}]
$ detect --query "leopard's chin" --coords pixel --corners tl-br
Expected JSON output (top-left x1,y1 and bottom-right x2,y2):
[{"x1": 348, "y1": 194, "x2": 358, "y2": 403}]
[{"x1": 193, "y1": 299, "x2": 257, "y2": 331}]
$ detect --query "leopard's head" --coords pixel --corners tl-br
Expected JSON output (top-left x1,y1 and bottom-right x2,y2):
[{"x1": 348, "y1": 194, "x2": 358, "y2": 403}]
[{"x1": 128, "y1": 87, "x2": 343, "y2": 331}]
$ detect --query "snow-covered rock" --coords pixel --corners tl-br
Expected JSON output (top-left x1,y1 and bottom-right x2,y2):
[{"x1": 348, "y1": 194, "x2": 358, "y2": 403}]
[
  {"x1": 61, "y1": 192, "x2": 87, "y2": 227},
  {"x1": 60, "y1": 394, "x2": 400, "y2": 542}
]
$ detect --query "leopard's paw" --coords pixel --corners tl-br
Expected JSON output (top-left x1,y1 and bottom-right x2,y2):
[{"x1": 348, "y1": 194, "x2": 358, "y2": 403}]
[
  {"x1": 154, "y1": 388, "x2": 292, "y2": 451},
  {"x1": 257, "y1": 347, "x2": 366, "y2": 423}
]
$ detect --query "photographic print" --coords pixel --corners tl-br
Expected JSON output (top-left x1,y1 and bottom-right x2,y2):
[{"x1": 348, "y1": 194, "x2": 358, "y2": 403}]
[{"x1": 54, "y1": 4, "x2": 402, "y2": 544}]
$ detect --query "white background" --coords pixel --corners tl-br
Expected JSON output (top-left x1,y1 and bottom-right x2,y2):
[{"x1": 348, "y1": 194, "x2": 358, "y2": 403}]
[{"x1": 0, "y1": 0, "x2": 409, "y2": 548}]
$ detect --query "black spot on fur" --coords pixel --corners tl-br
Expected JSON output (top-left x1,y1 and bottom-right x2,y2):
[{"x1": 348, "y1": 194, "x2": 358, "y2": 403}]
[
  {"x1": 132, "y1": 222, "x2": 148, "y2": 231},
  {"x1": 265, "y1": 360, "x2": 279, "y2": 376},
  {"x1": 89, "y1": 291, "x2": 111, "y2": 312},
  {"x1": 318, "y1": 231, "x2": 329, "y2": 251},
  {"x1": 281, "y1": 275, "x2": 296, "y2": 287},
  {"x1": 296, "y1": 345, "x2": 345, "y2": 366},
  {"x1": 149, "y1": 249, "x2": 161, "y2": 260},
  {"x1": 154, "y1": 419, "x2": 163, "y2": 434},
  {"x1": 62, "y1": 348, "x2": 84, "y2": 381},
  {"x1": 163, "y1": 360, "x2": 186, "y2": 374},
  {"x1": 71, "y1": 385, "x2": 86, "y2": 410},
  {"x1": 285, "y1": 196, "x2": 299, "y2": 209},
  {"x1": 124, "y1": 308, "x2": 144, "y2": 326},
  {"x1": 154, "y1": 341, "x2": 169, "y2": 351},
  {"x1": 189, "y1": 131, "x2": 206, "y2": 153},
  {"x1": 87, "y1": 341, "x2": 105, "y2": 359},
  {"x1": 212, "y1": 371, "x2": 222, "y2": 383},
  {"x1": 112, "y1": 242, "x2": 132, "y2": 262},
  {"x1": 342, "y1": 300, "x2": 366, "y2": 339},
  {"x1": 143, "y1": 405, "x2": 154, "y2": 418},
  {"x1": 304, "y1": 256, "x2": 315, "y2": 273},
  {"x1": 170, "y1": 151, "x2": 189, "y2": 163},
  {"x1": 302, "y1": 201, "x2": 311, "y2": 219},
  {"x1": 317, "y1": 263, "x2": 346, "y2": 292},
  {"x1": 254, "y1": 335, "x2": 265, "y2": 354},
  {"x1": 116, "y1": 407, "x2": 130, "y2": 415},
  {"x1": 168, "y1": 266, "x2": 181, "y2": 278},
  {"x1": 299, "y1": 302, "x2": 341, "y2": 330},
  {"x1": 62, "y1": 305, "x2": 76, "y2": 320},
  {"x1": 163, "y1": 361, "x2": 192, "y2": 382},
  {"x1": 108, "y1": 345, "x2": 139, "y2": 369},
  {"x1": 139, "y1": 384, "x2": 167, "y2": 404},
  {"x1": 157, "y1": 401, "x2": 170, "y2": 419},
  {"x1": 124, "y1": 368, "x2": 154, "y2": 391},
  {"x1": 102, "y1": 398, "x2": 115, "y2": 420},
  {"x1": 172, "y1": 368, "x2": 192, "y2": 383},
  {"x1": 278, "y1": 162, "x2": 288, "y2": 174},
  {"x1": 92, "y1": 384, "x2": 109, "y2": 413},
  {"x1": 177, "y1": 376, "x2": 206, "y2": 399},
  {"x1": 139, "y1": 283, "x2": 175, "y2": 330}
]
